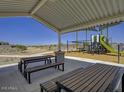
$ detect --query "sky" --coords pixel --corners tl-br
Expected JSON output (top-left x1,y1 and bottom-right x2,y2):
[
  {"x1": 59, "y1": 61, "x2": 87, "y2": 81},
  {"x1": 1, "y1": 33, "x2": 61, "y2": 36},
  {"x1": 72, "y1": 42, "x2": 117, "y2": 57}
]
[{"x1": 0, "y1": 17, "x2": 124, "y2": 45}]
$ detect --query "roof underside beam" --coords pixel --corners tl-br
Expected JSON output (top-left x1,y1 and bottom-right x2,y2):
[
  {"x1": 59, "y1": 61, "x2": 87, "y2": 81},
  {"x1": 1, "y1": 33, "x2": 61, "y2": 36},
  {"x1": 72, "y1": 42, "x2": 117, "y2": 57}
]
[
  {"x1": 30, "y1": 0, "x2": 61, "y2": 33},
  {"x1": 0, "y1": 13, "x2": 30, "y2": 17},
  {"x1": 32, "y1": 15, "x2": 60, "y2": 33},
  {"x1": 61, "y1": 13, "x2": 124, "y2": 34},
  {"x1": 30, "y1": 0, "x2": 48, "y2": 15}
]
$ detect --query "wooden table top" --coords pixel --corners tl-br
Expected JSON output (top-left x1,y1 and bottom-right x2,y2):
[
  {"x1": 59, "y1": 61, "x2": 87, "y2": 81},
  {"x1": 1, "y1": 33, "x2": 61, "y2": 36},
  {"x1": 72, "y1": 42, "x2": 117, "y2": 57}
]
[{"x1": 57, "y1": 64, "x2": 120, "y2": 92}]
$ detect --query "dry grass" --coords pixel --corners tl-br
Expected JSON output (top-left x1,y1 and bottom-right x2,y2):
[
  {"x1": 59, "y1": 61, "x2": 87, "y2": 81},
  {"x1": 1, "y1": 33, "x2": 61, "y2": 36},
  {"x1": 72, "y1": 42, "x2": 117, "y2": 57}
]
[
  {"x1": 65, "y1": 52, "x2": 124, "y2": 64},
  {"x1": 23, "y1": 47, "x2": 49, "y2": 54},
  {"x1": 0, "y1": 57, "x2": 20, "y2": 65},
  {"x1": 0, "y1": 46, "x2": 53, "y2": 66}
]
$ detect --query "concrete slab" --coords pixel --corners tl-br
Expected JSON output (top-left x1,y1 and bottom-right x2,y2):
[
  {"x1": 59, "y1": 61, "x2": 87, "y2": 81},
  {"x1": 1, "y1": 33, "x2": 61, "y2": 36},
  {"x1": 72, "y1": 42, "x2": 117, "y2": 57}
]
[{"x1": 0, "y1": 59, "x2": 93, "y2": 92}]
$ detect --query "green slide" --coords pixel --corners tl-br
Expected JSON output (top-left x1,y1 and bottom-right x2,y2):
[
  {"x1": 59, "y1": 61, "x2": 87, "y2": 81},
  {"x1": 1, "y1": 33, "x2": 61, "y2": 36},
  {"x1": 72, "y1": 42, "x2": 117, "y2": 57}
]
[{"x1": 100, "y1": 35, "x2": 116, "y2": 53}]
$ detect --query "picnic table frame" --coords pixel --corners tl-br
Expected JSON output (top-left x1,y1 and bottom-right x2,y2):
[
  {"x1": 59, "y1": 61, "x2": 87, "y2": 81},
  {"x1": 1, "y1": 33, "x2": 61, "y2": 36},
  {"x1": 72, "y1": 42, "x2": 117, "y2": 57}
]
[
  {"x1": 56, "y1": 64, "x2": 120, "y2": 92},
  {"x1": 18, "y1": 55, "x2": 55, "y2": 73}
]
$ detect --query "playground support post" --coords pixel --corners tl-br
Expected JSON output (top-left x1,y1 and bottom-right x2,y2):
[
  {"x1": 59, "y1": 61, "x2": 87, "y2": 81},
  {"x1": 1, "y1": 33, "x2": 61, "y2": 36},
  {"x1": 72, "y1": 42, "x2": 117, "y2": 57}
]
[
  {"x1": 86, "y1": 29, "x2": 88, "y2": 43},
  {"x1": 106, "y1": 24, "x2": 109, "y2": 43},
  {"x1": 99, "y1": 26, "x2": 103, "y2": 35},
  {"x1": 76, "y1": 31, "x2": 78, "y2": 49},
  {"x1": 67, "y1": 40, "x2": 69, "y2": 52},
  {"x1": 118, "y1": 44, "x2": 120, "y2": 64}
]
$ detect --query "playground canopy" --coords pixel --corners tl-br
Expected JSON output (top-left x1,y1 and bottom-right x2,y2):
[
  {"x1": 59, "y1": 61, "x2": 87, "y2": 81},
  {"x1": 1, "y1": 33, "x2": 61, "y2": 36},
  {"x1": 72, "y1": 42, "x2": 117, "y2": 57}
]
[{"x1": 0, "y1": 0, "x2": 124, "y2": 50}]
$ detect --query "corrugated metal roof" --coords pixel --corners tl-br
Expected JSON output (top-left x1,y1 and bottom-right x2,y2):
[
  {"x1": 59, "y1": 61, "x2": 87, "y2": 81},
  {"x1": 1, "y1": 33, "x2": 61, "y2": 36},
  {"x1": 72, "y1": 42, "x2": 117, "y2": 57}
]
[
  {"x1": 35, "y1": 0, "x2": 124, "y2": 33},
  {"x1": 0, "y1": 0, "x2": 40, "y2": 12},
  {"x1": 0, "y1": 0, "x2": 124, "y2": 33}
]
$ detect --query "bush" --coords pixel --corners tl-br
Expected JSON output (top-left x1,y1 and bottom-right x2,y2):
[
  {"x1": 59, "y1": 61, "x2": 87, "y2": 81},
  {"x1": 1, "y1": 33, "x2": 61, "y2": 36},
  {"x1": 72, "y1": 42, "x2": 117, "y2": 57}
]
[{"x1": 12, "y1": 45, "x2": 27, "y2": 51}]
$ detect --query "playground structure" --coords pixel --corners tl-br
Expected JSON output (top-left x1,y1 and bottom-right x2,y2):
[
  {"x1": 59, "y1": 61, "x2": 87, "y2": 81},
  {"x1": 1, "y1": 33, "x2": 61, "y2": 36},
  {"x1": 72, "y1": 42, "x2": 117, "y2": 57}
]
[
  {"x1": 66, "y1": 23, "x2": 124, "y2": 55},
  {"x1": 89, "y1": 34, "x2": 115, "y2": 54},
  {"x1": 67, "y1": 40, "x2": 83, "y2": 52},
  {"x1": 66, "y1": 34, "x2": 113, "y2": 54},
  {"x1": 67, "y1": 40, "x2": 91, "y2": 52}
]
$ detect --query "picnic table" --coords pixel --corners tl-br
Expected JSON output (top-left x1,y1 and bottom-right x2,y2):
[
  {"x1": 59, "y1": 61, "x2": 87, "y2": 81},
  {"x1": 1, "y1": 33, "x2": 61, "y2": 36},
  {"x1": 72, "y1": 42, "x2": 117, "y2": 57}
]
[
  {"x1": 56, "y1": 64, "x2": 120, "y2": 92},
  {"x1": 18, "y1": 55, "x2": 55, "y2": 73}
]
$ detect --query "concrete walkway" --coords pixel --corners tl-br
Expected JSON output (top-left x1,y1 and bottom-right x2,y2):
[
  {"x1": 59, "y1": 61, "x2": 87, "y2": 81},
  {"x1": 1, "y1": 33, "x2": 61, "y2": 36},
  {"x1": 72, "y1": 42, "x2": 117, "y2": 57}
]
[{"x1": 65, "y1": 56, "x2": 124, "y2": 67}]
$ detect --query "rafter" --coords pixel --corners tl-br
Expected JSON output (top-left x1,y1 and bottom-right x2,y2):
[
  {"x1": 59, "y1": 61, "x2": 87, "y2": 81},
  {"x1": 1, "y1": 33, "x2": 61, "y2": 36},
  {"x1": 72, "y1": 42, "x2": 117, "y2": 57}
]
[
  {"x1": 32, "y1": 15, "x2": 60, "y2": 33},
  {"x1": 30, "y1": 0, "x2": 48, "y2": 15}
]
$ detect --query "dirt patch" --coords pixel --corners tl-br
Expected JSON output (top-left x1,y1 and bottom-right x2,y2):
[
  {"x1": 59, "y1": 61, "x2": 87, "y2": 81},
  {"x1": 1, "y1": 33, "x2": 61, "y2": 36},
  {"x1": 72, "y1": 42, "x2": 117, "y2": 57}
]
[
  {"x1": 65, "y1": 52, "x2": 124, "y2": 64},
  {"x1": 0, "y1": 57, "x2": 20, "y2": 65}
]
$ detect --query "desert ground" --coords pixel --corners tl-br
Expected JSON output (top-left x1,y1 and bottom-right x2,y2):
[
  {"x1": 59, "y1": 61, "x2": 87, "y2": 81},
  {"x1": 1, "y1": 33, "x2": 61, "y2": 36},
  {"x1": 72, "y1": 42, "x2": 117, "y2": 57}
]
[
  {"x1": 65, "y1": 52, "x2": 124, "y2": 64},
  {"x1": 0, "y1": 45, "x2": 124, "y2": 65},
  {"x1": 0, "y1": 45, "x2": 55, "y2": 65}
]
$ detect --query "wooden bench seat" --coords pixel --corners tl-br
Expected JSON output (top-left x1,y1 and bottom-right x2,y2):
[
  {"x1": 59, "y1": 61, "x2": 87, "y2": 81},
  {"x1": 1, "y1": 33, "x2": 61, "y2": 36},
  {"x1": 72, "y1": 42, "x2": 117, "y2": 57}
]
[
  {"x1": 24, "y1": 62, "x2": 64, "y2": 84},
  {"x1": 40, "y1": 81, "x2": 57, "y2": 92},
  {"x1": 40, "y1": 67, "x2": 84, "y2": 92}
]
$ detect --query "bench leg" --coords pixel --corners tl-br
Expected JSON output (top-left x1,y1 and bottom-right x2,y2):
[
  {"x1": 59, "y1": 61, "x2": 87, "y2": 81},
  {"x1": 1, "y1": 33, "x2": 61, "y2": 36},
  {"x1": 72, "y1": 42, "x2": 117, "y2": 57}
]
[
  {"x1": 49, "y1": 58, "x2": 52, "y2": 63},
  {"x1": 18, "y1": 62, "x2": 22, "y2": 73},
  {"x1": 24, "y1": 63, "x2": 28, "y2": 74},
  {"x1": 18, "y1": 63, "x2": 20, "y2": 70},
  {"x1": 62, "y1": 64, "x2": 64, "y2": 71},
  {"x1": 24, "y1": 71, "x2": 27, "y2": 79},
  {"x1": 41, "y1": 88, "x2": 44, "y2": 92},
  {"x1": 28, "y1": 73, "x2": 31, "y2": 84},
  {"x1": 58, "y1": 65, "x2": 60, "y2": 70},
  {"x1": 40, "y1": 85, "x2": 44, "y2": 92},
  {"x1": 44, "y1": 60, "x2": 46, "y2": 64},
  {"x1": 56, "y1": 64, "x2": 64, "y2": 71},
  {"x1": 57, "y1": 85, "x2": 61, "y2": 92},
  {"x1": 20, "y1": 63, "x2": 22, "y2": 73}
]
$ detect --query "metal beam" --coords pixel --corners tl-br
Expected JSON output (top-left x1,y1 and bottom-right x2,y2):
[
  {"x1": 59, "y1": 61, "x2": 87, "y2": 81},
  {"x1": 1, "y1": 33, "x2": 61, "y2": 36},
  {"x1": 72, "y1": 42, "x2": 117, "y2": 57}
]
[
  {"x1": 32, "y1": 15, "x2": 60, "y2": 33},
  {"x1": 61, "y1": 13, "x2": 124, "y2": 34},
  {"x1": 58, "y1": 32, "x2": 61, "y2": 51},
  {"x1": 86, "y1": 29, "x2": 88, "y2": 43},
  {"x1": 76, "y1": 31, "x2": 78, "y2": 49},
  {"x1": 0, "y1": 13, "x2": 30, "y2": 17},
  {"x1": 30, "y1": 0, "x2": 48, "y2": 15}
]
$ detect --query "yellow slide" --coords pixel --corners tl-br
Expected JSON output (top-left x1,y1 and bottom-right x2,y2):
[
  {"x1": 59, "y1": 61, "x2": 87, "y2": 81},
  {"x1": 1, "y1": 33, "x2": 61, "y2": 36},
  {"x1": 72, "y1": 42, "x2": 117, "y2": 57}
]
[{"x1": 100, "y1": 35, "x2": 116, "y2": 53}]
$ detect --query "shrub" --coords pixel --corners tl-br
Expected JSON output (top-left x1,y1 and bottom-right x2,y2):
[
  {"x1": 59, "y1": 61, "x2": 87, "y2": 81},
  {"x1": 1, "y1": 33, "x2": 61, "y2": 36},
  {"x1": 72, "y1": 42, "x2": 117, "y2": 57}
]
[{"x1": 12, "y1": 45, "x2": 27, "y2": 51}]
